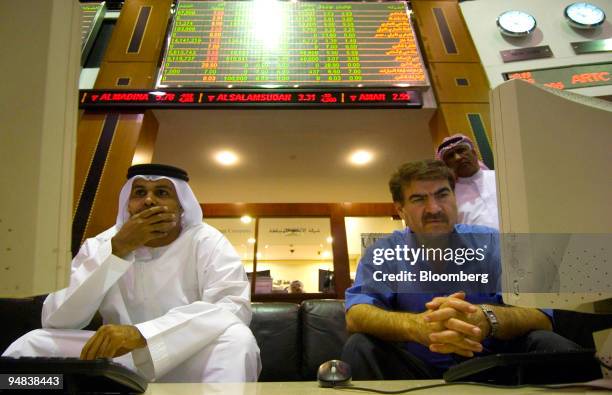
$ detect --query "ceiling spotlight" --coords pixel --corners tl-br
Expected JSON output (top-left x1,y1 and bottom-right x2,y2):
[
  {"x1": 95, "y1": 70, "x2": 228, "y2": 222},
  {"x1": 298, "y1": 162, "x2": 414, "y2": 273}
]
[
  {"x1": 215, "y1": 150, "x2": 239, "y2": 166},
  {"x1": 240, "y1": 215, "x2": 252, "y2": 224},
  {"x1": 247, "y1": 237, "x2": 256, "y2": 244},
  {"x1": 256, "y1": 252, "x2": 262, "y2": 259},
  {"x1": 326, "y1": 236, "x2": 333, "y2": 244},
  {"x1": 322, "y1": 251, "x2": 331, "y2": 259},
  {"x1": 349, "y1": 150, "x2": 373, "y2": 166}
]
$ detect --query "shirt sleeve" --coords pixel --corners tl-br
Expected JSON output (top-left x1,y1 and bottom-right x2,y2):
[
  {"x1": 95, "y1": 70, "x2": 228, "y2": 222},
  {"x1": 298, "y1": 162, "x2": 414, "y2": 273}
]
[
  {"x1": 133, "y1": 229, "x2": 252, "y2": 380},
  {"x1": 41, "y1": 228, "x2": 132, "y2": 329},
  {"x1": 345, "y1": 243, "x2": 396, "y2": 312}
]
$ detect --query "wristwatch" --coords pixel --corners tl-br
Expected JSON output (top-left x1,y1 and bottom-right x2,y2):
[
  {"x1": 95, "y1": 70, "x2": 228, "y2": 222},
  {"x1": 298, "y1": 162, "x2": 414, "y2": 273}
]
[{"x1": 479, "y1": 304, "x2": 499, "y2": 338}]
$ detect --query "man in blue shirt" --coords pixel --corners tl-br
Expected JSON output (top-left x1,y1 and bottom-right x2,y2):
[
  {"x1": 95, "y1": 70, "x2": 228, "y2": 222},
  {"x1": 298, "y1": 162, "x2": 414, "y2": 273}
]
[{"x1": 342, "y1": 160, "x2": 580, "y2": 379}]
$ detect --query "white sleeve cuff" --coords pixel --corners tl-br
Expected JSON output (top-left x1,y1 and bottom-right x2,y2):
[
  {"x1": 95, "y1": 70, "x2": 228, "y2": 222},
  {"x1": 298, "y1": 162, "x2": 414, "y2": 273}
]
[{"x1": 134, "y1": 321, "x2": 173, "y2": 379}]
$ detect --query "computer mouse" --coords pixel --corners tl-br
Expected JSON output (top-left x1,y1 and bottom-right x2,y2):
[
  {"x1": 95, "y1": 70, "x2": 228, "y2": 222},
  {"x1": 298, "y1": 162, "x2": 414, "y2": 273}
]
[{"x1": 317, "y1": 359, "x2": 352, "y2": 388}]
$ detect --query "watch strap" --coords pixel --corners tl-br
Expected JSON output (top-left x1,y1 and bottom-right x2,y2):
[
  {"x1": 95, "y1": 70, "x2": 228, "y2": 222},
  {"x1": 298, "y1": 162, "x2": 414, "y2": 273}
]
[{"x1": 479, "y1": 304, "x2": 499, "y2": 338}]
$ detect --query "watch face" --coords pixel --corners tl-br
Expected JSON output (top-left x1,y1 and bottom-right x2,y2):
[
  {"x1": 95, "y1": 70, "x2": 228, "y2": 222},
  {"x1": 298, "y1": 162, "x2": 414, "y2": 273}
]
[
  {"x1": 564, "y1": 2, "x2": 606, "y2": 29},
  {"x1": 497, "y1": 10, "x2": 537, "y2": 37}
]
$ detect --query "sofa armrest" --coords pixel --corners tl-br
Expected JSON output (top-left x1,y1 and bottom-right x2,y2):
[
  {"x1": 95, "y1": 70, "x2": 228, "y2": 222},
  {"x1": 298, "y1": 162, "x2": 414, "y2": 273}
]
[
  {"x1": 301, "y1": 299, "x2": 348, "y2": 380},
  {"x1": 250, "y1": 302, "x2": 301, "y2": 381}
]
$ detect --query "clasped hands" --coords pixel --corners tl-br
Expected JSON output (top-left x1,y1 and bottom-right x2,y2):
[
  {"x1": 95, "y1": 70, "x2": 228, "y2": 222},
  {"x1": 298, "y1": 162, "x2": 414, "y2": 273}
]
[{"x1": 419, "y1": 292, "x2": 491, "y2": 358}]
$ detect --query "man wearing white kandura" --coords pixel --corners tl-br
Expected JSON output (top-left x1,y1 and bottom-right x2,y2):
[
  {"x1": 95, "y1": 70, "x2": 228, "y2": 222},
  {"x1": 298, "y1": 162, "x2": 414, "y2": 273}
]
[
  {"x1": 3, "y1": 164, "x2": 261, "y2": 383},
  {"x1": 436, "y1": 134, "x2": 499, "y2": 230}
]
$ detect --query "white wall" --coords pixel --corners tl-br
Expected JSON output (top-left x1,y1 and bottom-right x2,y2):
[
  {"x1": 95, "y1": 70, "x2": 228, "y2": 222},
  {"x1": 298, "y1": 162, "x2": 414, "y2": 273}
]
[
  {"x1": 460, "y1": 0, "x2": 612, "y2": 97},
  {"x1": 0, "y1": 0, "x2": 80, "y2": 296}
]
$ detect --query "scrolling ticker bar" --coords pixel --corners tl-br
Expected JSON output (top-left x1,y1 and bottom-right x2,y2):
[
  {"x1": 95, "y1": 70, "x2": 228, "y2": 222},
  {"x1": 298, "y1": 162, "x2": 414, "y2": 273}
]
[{"x1": 78, "y1": 89, "x2": 423, "y2": 109}]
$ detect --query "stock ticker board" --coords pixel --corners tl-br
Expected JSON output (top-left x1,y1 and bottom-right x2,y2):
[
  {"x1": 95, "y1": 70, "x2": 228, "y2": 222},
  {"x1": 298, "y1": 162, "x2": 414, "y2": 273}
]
[
  {"x1": 81, "y1": 2, "x2": 104, "y2": 48},
  {"x1": 157, "y1": 0, "x2": 429, "y2": 89}
]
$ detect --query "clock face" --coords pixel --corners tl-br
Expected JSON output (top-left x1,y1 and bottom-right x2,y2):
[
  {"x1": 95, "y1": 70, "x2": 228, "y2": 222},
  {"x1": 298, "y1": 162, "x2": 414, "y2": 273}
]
[
  {"x1": 565, "y1": 2, "x2": 606, "y2": 28},
  {"x1": 497, "y1": 10, "x2": 537, "y2": 37}
]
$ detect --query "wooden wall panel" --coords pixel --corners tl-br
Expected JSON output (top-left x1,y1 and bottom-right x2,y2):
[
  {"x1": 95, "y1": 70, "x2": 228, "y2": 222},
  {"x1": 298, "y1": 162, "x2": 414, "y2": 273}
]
[
  {"x1": 72, "y1": 111, "x2": 159, "y2": 253},
  {"x1": 94, "y1": 0, "x2": 172, "y2": 89},
  {"x1": 94, "y1": 62, "x2": 158, "y2": 89},
  {"x1": 132, "y1": 110, "x2": 159, "y2": 164},
  {"x1": 437, "y1": 103, "x2": 491, "y2": 136},
  {"x1": 411, "y1": 0, "x2": 479, "y2": 63},
  {"x1": 330, "y1": 205, "x2": 350, "y2": 297},
  {"x1": 434, "y1": 103, "x2": 494, "y2": 164},
  {"x1": 73, "y1": 113, "x2": 108, "y2": 215},
  {"x1": 102, "y1": 0, "x2": 172, "y2": 63},
  {"x1": 429, "y1": 109, "x2": 453, "y2": 149},
  {"x1": 429, "y1": 62, "x2": 490, "y2": 103}
]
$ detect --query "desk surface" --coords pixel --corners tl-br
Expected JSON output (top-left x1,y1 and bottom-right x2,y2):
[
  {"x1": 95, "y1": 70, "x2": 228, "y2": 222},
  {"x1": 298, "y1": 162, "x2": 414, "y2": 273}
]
[{"x1": 144, "y1": 380, "x2": 608, "y2": 395}]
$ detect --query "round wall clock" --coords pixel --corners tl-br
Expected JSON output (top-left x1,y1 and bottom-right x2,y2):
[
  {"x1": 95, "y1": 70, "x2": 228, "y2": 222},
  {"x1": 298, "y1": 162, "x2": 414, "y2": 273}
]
[
  {"x1": 564, "y1": 2, "x2": 606, "y2": 29},
  {"x1": 497, "y1": 10, "x2": 537, "y2": 37}
]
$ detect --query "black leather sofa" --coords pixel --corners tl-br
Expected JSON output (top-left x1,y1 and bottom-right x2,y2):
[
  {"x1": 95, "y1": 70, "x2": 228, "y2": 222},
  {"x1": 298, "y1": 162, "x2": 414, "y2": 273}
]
[
  {"x1": 0, "y1": 296, "x2": 348, "y2": 381},
  {"x1": 1, "y1": 296, "x2": 610, "y2": 381}
]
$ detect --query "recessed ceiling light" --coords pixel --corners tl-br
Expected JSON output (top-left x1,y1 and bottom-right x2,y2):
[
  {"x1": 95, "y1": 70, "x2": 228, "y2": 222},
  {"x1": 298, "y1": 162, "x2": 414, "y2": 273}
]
[
  {"x1": 322, "y1": 251, "x2": 331, "y2": 259},
  {"x1": 240, "y1": 215, "x2": 252, "y2": 224},
  {"x1": 215, "y1": 150, "x2": 239, "y2": 166},
  {"x1": 256, "y1": 252, "x2": 262, "y2": 259},
  {"x1": 247, "y1": 237, "x2": 256, "y2": 244},
  {"x1": 326, "y1": 236, "x2": 333, "y2": 244},
  {"x1": 349, "y1": 150, "x2": 373, "y2": 166}
]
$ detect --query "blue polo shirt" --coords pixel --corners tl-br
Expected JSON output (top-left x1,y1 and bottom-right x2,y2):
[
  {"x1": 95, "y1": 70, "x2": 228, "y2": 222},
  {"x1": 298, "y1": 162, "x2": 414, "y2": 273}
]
[{"x1": 345, "y1": 224, "x2": 552, "y2": 371}]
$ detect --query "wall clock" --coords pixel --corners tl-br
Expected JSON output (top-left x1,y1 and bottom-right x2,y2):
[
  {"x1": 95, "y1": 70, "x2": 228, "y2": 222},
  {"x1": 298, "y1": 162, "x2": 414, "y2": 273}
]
[
  {"x1": 497, "y1": 10, "x2": 537, "y2": 37},
  {"x1": 565, "y1": 2, "x2": 606, "y2": 29}
]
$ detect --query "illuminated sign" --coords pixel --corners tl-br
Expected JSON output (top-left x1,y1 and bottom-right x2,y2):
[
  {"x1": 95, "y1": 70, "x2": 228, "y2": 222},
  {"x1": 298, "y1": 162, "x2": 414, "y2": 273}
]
[
  {"x1": 157, "y1": 1, "x2": 428, "y2": 89},
  {"x1": 504, "y1": 63, "x2": 612, "y2": 90},
  {"x1": 78, "y1": 89, "x2": 422, "y2": 108}
]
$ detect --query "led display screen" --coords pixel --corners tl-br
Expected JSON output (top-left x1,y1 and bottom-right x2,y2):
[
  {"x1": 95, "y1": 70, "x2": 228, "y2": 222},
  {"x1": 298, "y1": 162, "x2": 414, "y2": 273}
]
[{"x1": 157, "y1": 0, "x2": 428, "y2": 88}]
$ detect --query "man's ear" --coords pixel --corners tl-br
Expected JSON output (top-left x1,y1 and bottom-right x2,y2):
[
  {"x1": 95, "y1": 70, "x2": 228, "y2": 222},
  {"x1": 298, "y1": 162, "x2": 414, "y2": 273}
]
[{"x1": 393, "y1": 201, "x2": 405, "y2": 221}]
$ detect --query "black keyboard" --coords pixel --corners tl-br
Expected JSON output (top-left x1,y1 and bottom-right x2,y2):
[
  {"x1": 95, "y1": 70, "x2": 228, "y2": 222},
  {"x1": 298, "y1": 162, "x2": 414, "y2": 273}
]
[
  {"x1": 443, "y1": 350, "x2": 601, "y2": 385},
  {"x1": 0, "y1": 356, "x2": 148, "y2": 394}
]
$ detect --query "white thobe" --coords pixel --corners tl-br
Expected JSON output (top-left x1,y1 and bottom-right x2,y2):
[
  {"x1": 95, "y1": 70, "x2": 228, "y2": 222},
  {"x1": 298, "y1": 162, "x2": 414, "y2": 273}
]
[
  {"x1": 455, "y1": 169, "x2": 500, "y2": 229},
  {"x1": 3, "y1": 223, "x2": 261, "y2": 382}
]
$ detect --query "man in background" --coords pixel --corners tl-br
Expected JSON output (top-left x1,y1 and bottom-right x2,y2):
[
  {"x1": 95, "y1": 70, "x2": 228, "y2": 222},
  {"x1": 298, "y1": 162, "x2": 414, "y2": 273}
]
[
  {"x1": 436, "y1": 134, "x2": 499, "y2": 229},
  {"x1": 289, "y1": 280, "x2": 304, "y2": 293}
]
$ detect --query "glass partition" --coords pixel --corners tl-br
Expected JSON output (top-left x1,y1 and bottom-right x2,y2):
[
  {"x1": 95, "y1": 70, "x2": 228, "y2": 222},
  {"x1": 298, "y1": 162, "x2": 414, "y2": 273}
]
[
  {"x1": 205, "y1": 217, "x2": 256, "y2": 270},
  {"x1": 256, "y1": 217, "x2": 333, "y2": 294},
  {"x1": 345, "y1": 216, "x2": 404, "y2": 283}
]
